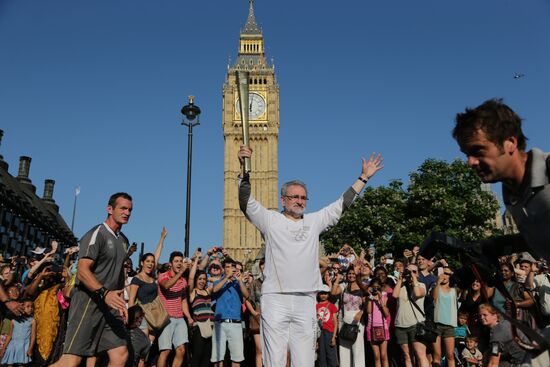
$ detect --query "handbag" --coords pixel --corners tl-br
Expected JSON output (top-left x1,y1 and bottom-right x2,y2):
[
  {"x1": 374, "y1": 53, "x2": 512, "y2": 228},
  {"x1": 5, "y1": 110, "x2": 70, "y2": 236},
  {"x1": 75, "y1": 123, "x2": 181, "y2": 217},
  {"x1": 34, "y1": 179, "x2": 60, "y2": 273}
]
[
  {"x1": 140, "y1": 296, "x2": 170, "y2": 331},
  {"x1": 339, "y1": 322, "x2": 359, "y2": 343},
  {"x1": 372, "y1": 326, "x2": 385, "y2": 342},
  {"x1": 415, "y1": 321, "x2": 438, "y2": 344},
  {"x1": 406, "y1": 286, "x2": 438, "y2": 344},
  {"x1": 196, "y1": 319, "x2": 213, "y2": 338}
]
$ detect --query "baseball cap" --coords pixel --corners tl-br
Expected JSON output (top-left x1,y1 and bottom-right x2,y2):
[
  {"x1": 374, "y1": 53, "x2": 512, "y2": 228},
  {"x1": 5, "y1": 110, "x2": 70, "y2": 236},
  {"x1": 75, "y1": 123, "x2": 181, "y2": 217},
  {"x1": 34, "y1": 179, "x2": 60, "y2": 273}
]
[
  {"x1": 31, "y1": 247, "x2": 46, "y2": 255},
  {"x1": 318, "y1": 284, "x2": 331, "y2": 293}
]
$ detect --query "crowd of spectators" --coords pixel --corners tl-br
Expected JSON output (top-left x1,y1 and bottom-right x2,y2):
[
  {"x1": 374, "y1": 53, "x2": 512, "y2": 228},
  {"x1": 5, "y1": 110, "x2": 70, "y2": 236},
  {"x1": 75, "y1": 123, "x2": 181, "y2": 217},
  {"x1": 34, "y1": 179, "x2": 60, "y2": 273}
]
[
  {"x1": 1, "y1": 235, "x2": 548, "y2": 367},
  {"x1": 318, "y1": 243, "x2": 550, "y2": 367}
]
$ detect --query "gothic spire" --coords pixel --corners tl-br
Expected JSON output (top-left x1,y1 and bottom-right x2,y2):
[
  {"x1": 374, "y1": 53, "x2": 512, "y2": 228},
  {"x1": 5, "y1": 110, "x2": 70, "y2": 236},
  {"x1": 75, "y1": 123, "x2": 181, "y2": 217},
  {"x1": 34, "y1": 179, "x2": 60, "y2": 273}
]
[{"x1": 242, "y1": 0, "x2": 261, "y2": 35}]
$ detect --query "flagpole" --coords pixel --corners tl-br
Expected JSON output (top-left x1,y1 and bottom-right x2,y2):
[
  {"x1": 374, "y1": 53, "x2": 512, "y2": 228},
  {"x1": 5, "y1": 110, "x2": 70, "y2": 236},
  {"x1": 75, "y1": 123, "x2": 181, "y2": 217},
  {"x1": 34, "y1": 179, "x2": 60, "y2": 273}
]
[{"x1": 71, "y1": 187, "x2": 80, "y2": 232}]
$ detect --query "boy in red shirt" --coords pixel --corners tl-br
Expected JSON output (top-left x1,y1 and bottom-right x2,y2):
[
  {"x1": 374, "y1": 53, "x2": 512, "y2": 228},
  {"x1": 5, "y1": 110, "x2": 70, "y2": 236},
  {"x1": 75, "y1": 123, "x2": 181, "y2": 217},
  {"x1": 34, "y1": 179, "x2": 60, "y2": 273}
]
[{"x1": 316, "y1": 284, "x2": 338, "y2": 367}]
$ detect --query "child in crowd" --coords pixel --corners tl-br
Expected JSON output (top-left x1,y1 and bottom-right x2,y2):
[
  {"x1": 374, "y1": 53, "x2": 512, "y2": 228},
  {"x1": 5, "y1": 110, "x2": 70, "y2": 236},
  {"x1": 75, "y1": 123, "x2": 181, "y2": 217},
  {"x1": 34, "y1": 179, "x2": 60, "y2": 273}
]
[
  {"x1": 126, "y1": 305, "x2": 150, "y2": 367},
  {"x1": 455, "y1": 311, "x2": 469, "y2": 354},
  {"x1": 0, "y1": 299, "x2": 36, "y2": 366},
  {"x1": 0, "y1": 285, "x2": 21, "y2": 352},
  {"x1": 316, "y1": 285, "x2": 338, "y2": 367},
  {"x1": 461, "y1": 335, "x2": 483, "y2": 367}
]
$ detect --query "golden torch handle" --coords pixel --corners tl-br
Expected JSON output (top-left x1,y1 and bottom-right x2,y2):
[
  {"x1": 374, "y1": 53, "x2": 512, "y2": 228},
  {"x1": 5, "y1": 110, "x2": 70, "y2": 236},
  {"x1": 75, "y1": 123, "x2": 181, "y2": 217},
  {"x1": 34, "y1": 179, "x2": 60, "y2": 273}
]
[{"x1": 237, "y1": 71, "x2": 251, "y2": 174}]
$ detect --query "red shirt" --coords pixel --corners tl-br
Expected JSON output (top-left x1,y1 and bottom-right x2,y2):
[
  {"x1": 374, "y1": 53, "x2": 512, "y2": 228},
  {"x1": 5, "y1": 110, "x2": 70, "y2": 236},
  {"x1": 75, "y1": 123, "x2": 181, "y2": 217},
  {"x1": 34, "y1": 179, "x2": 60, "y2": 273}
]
[
  {"x1": 316, "y1": 301, "x2": 338, "y2": 333},
  {"x1": 158, "y1": 271, "x2": 187, "y2": 318}
]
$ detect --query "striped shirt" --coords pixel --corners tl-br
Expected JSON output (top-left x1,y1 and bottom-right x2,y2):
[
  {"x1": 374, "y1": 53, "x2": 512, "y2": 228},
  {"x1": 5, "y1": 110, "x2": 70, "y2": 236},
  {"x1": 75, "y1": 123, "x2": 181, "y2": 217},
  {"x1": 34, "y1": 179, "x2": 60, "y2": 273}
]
[
  {"x1": 191, "y1": 292, "x2": 214, "y2": 322},
  {"x1": 158, "y1": 271, "x2": 187, "y2": 318}
]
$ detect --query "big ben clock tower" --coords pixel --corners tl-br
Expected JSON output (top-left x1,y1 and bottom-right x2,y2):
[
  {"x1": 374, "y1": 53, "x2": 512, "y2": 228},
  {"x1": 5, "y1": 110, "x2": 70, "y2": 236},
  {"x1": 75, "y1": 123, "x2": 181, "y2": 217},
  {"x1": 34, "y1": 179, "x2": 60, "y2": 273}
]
[{"x1": 222, "y1": 0, "x2": 279, "y2": 260}]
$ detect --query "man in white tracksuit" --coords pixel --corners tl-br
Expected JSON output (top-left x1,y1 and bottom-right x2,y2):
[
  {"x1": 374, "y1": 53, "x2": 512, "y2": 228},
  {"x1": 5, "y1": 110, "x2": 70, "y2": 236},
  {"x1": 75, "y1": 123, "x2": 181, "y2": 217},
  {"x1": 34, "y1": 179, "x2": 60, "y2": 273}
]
[{"x1": 237, "y1": 146, "x2": 383, "y2": 367}]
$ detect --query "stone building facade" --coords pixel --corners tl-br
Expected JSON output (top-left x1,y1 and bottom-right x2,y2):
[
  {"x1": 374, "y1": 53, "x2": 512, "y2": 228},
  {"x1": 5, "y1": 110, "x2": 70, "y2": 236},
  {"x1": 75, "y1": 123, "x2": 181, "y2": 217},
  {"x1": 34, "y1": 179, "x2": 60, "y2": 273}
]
[{"x1": 0, "y1": 130, "x2": 75, "y2": 259}]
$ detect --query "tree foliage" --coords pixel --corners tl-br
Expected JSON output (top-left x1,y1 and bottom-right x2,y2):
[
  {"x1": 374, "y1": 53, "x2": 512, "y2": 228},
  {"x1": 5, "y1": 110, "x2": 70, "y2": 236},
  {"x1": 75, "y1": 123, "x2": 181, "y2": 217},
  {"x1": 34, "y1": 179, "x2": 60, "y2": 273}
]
[{"x1": 321, "y1": 159, "x2": 501, "y2": 257}]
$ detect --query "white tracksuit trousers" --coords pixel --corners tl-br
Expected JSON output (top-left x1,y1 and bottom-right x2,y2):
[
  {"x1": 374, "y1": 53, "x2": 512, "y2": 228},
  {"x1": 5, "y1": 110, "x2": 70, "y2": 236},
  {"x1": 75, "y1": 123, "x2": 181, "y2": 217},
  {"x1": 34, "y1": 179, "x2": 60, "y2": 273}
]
[{"x1": 261, "y1": 292, "x2": 317, "y2": 367}]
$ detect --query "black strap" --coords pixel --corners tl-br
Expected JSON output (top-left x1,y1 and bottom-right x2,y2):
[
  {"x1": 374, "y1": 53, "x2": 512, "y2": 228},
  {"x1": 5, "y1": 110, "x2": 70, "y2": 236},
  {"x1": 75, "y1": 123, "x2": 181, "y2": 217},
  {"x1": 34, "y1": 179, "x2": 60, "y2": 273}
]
[
  {"x1": 404, "y1": 284, "x2": 426, "y2": 325},
  {"x1": 406, "y1": 284, "x2": 426, "y2": 320}
]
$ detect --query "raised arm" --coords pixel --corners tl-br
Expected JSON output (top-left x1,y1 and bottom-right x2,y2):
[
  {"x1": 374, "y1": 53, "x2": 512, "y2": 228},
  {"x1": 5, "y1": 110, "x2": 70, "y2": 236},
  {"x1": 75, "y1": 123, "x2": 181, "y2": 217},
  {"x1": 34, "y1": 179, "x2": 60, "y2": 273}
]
[
  {"x1": 188, "y1": 251, "x2": 201, "y2": 294},
  {"x1": 433, "y1": 275, "x2": 444, "y2": 302},
  {"x1": 330, "y1": 273, "x2": 343, "y2": 296},
  {"x1": 350, "y1": 153, "x2": 383, "y2": 195},
  {"x1": 153, "y1": 227, "x2": 167, "y2": 266},
  {"x1": 198, "y1": 247, "x2": 213, "y2": 270},
  {"x1": 333, "y1": 153, "x2": 384, "y2": 217},
  {"x1": 159, "y1": 264, "x2": 187, "y2": 290},
  {"x1": 63, "y1": 245, "x2": 79, "y2": 269},
  {"x1": 238, "y1": 146, "x2": 254, "y2": 215},
  {"x1": 27, "y1": 252, "x2": 55, "y2": 280},
  {"x1": 237, "y1": 145, "x2": 270, "y2": 232},
  {"x1": 393, "y1": 276, "x2": 403, "y2": 299},
  {"x1": 24, "y1": 267, "x2": 55, "y2": 299},
  {"x1": 236, "y1": 272, "x2": 250, "y2": 299}
]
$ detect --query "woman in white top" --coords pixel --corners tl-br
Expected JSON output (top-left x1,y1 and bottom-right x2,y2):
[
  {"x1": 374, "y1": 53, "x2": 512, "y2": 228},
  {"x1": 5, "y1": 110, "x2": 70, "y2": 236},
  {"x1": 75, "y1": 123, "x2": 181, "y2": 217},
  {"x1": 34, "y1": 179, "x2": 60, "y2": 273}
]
[
  {"x1": 392, "y1": 264, "x2": 429, "y2": 367},
  {"x1": 331, "y1": 265, "x2": 366, "y2": 367}
]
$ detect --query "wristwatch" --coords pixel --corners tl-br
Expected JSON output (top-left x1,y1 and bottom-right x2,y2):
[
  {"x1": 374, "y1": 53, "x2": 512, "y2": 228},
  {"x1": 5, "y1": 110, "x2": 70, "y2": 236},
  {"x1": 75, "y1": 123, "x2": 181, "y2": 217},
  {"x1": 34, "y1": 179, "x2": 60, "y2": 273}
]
[{"x1": 93, "y1": 286, "x2": 109, "y2": 301}]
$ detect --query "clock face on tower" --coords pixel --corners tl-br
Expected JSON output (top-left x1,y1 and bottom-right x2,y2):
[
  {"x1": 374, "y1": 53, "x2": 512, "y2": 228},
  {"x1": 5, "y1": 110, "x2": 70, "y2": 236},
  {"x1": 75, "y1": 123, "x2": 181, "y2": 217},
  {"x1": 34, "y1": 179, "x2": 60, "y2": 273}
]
[{"x1": 236, "y1": 92, "x2": 266, "y2": 120}]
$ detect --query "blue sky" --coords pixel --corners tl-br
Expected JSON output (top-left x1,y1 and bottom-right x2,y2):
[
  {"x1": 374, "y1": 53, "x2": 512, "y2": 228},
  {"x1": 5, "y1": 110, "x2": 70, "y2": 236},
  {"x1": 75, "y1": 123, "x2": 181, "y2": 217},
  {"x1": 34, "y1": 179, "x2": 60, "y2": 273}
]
[{"x1": 1, "y1": 0, "x2": 549, "y2": 263}]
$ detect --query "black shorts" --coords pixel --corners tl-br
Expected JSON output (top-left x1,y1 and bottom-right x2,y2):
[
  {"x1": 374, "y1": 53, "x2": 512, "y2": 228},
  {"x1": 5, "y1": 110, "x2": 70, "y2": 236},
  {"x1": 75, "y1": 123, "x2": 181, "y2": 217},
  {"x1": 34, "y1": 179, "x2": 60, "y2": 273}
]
[{"x1": 63, "y1": 289, "x2": 127, "y2": 356}]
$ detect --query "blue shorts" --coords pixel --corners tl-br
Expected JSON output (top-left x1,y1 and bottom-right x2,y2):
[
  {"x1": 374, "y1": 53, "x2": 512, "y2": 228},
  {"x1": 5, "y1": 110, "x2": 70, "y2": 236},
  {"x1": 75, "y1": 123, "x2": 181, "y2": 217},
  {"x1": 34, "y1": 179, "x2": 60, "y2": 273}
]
[
  {"x1": 158, "y1": 317, "x2": 189, "y2": 351},
  {"x1": 211, "y1": 321, "x2": 244, "y2": 362}
]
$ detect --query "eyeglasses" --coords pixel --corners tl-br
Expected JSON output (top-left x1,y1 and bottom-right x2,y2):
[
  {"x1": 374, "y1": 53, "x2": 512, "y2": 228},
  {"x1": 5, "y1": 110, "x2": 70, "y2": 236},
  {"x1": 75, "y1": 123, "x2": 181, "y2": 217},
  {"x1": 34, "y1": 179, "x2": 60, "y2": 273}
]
[{"x1": 284, "y1": 195, "x2": 308, "y2": 201}]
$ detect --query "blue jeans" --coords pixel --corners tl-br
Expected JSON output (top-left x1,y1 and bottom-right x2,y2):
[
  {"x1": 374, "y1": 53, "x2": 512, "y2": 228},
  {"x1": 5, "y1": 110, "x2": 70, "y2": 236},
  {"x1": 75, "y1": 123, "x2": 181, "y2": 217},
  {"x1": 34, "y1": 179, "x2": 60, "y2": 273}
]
[{"x1": 318, "y1": 329, "x2": 337, "y2": 367}]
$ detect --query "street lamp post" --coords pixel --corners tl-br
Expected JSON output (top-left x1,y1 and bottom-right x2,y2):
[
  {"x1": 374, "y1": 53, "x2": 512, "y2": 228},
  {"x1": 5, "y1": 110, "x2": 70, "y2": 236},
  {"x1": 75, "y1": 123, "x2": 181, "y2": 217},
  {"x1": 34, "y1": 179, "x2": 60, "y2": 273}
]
[{"x1": 181, "y1": 96, "x2": 201, "y2": 258}]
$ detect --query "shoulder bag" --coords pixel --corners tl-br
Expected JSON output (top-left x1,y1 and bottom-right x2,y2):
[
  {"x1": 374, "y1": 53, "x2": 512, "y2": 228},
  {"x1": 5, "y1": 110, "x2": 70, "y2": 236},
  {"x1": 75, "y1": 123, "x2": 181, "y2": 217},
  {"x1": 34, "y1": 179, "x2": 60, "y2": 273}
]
[
  {"x1": 338, "y1": 289, "x2": 359, "y2": 343},
  {"x1": 407, "y1": 286, "x2": 438, "y2": 344},
  {"x1": 339, "y1": 322, "x2": 359, "y2": 343},
  {"x1": 140, "y1": 295, "x2": 170, "y2": 331}
]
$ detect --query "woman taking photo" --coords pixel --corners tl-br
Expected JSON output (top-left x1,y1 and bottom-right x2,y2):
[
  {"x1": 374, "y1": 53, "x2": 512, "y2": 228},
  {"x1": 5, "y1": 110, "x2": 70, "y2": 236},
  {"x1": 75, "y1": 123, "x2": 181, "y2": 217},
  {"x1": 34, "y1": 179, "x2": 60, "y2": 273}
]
[
  {"x1": 331, "y1": 265, "x2": 366, "y2": 367},
  {"x1": 128, "y1": 227, "x2": 167, "y2": 337},
  {"x1": 366, "y1": 278, "x2": 390, "y2": 367},
  {"x1": 392, "y1": 264, "x2": 429, "y2": 367},
  {"x1": 485, "y1": 262, "x2": 534, "y2": 325}
]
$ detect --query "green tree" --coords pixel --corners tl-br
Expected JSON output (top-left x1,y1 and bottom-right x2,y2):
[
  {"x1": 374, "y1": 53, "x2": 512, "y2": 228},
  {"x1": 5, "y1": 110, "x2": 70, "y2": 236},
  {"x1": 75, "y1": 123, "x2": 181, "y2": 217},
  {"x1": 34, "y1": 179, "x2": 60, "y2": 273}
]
[
  {"x1": 321, "y1": 180, "x2": 407, "y2": 256},
  {"x1": 321, "y1": 159, "x2": 501, "y2": 258}
]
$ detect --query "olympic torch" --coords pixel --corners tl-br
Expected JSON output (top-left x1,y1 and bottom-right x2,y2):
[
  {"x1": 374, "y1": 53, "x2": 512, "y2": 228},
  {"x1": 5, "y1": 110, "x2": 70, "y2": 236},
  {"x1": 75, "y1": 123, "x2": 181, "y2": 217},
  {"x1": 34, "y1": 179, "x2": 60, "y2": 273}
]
[{"x1": 236, "y1": 71, "x2": 251, "y2": 175}]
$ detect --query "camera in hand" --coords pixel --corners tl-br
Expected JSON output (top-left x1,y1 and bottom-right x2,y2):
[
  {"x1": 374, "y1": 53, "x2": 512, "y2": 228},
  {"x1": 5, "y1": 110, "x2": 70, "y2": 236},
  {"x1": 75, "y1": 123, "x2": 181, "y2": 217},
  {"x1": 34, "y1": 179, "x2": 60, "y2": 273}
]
[
  {"x1": 419, "y1": 233, "x2": 497, "y2": 289},
  {"x1": 49, "y1": 263, "x2": 63, "y2": 274}
]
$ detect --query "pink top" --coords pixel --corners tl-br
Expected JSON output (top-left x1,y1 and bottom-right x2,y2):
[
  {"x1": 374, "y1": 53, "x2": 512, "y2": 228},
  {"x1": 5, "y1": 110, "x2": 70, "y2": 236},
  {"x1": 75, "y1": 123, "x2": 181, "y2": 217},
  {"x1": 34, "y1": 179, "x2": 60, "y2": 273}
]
[{"x1": 366, "y1": 291, "x2": 391, "y2": 341}]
